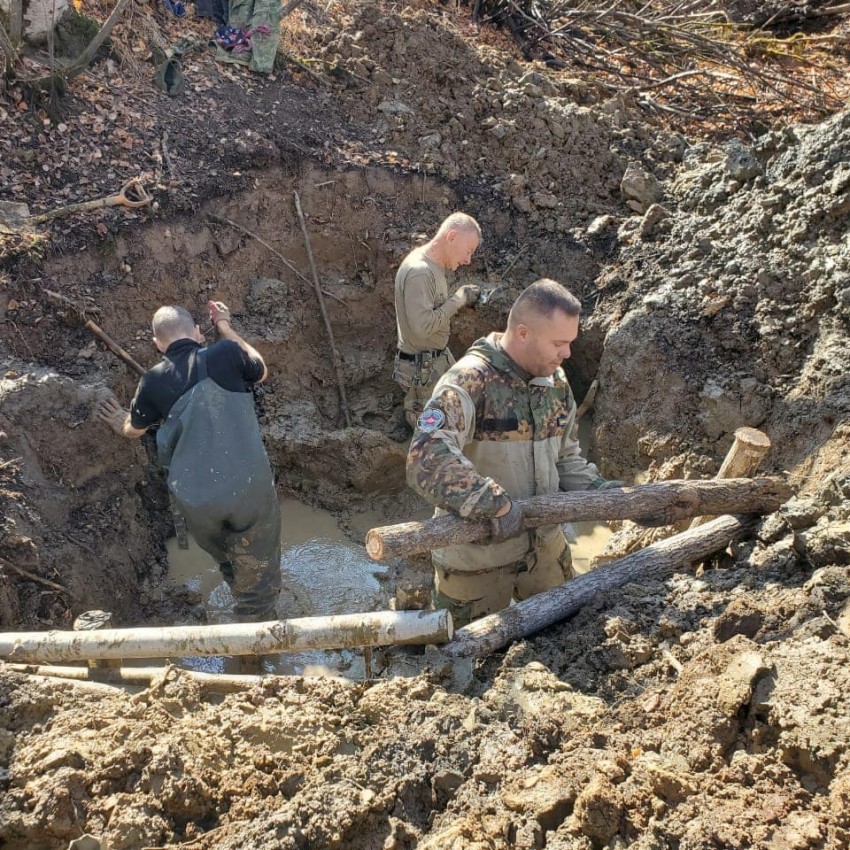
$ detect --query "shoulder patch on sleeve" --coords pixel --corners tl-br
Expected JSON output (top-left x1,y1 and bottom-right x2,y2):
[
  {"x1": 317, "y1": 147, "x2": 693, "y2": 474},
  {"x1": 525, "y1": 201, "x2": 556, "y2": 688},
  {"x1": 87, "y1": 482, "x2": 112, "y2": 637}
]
[{"x1": 417, "y1": 408, "x2": 446, "y2": 433}]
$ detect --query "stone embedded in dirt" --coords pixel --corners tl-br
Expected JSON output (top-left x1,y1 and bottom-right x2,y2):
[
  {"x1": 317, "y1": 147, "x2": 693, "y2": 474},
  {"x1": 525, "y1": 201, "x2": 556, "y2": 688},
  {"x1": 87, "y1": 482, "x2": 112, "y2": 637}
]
[
  {"x1": 620, "y1": 164, "x2": 663, "y2": 214},
  {"x1": 794, "y1": 521, "x2": 850, "y2": 567},
  {"x1": 638, "y1": 202, "x2": 670, "y2": 240},
  {"x1": 780, "y1": 496, "x2": 826, "y2": 530},
  {"x1": 377, "y1": 100, "x2": 414, "y2": 115},
  {"x1": 571, "y1": 773, "x2": 624, "y2": 843},
  {"x1": 725, "y1": 140, "x2": 763, "y2": 182}
]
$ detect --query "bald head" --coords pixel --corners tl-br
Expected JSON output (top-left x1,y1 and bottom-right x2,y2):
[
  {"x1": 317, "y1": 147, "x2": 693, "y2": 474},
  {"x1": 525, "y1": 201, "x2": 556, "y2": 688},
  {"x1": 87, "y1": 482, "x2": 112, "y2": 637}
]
[
  {"x1": 428, "y1": 212, "x2": 481, "y2": 271},
  {"x1": 507, "y1": 278, "x2": 581, "y2": 330},
  {"x1": 151, "y1": 306, "x2": 198, "y2": 351},
  {"x1": 435, "y1": 212, "x2": 481, "y2": 241}
]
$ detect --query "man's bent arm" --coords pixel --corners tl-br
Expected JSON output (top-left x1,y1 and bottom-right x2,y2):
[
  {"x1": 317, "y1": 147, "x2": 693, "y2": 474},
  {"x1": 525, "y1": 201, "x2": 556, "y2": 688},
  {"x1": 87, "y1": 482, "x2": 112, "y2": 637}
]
[
  {"x1": 402, "y1": 272, "x2": 464, "y2": 344},
  {"x1": 215, "y1": 320, "x2": 268, "y2": 383},
  {"x1": 406, "y1": 386, "x2": 510, "y2": 519}
]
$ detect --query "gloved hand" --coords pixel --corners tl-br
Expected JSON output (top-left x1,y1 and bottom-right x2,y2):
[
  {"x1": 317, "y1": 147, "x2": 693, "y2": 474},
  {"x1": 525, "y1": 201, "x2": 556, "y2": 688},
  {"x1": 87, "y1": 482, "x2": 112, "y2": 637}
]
[
  {"x1": 95, "y1": 393, "x2": 129, "y2": 436},
  {"x1": 208, "y1": 300, "x2": 232, "y2": 326},
  {"x1": 489, "y1": 500, "x2": 525, "y2": 543},
  {"x1": 454, "y1": 284, "x2": 481, "y2": 307},
  {"x1": 588, "y1": 477, "x2": 625, "y2": 490},
  {"x1": 633, "y1": 514, "x2": 669, "y2": 528}
]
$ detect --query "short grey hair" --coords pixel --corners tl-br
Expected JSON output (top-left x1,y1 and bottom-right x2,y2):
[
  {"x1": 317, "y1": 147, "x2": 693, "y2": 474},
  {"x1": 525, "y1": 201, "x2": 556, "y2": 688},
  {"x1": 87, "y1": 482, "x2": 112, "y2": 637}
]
[
  {"x1": 435, "y1": 212, "x2": 481, "y2": 241},
  {"x1": 151, "y1": 305, "x2": 196, "y2": 343},
  {"x1": 508, "y1": 279, "x2": 581, "y2": 327}
]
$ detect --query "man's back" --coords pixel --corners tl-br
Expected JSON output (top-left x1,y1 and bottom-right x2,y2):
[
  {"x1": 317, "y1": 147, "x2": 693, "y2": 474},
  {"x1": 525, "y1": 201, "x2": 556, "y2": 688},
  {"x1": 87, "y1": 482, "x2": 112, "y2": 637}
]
[{"x1": 130, "y1": 338, "x2": 264, "y2": 430}]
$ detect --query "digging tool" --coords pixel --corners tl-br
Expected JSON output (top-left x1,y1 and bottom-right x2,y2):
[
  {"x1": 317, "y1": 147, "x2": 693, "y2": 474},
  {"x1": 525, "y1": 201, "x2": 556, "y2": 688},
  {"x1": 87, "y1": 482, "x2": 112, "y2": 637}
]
[
  {"x1": 442, "y1": 513, "x2": 757, "y2": 659},
  {"x1": 43, "y1": 289, "x2": 190, "y2": 548},
  {"x1": 364, "y1": 477, "x2": 791, "y2": 561},
  {"x1": 25, "y1": 178, "x2": 152, "y2": 226}
]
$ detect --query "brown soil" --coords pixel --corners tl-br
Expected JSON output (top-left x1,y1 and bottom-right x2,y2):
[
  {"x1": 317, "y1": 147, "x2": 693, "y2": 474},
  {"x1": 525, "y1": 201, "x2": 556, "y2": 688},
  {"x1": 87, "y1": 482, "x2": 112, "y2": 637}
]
[{"x1": 2, "y1": 2, "x2": 850, "y2": 848}]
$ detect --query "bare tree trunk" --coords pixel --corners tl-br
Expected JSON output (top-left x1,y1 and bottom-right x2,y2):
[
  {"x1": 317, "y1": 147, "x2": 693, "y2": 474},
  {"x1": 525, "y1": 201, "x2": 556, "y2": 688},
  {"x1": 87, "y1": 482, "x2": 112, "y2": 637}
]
[
  {"x1": 442, "y1": 514, "x2": 756, "y2": 659},
  {"x1": 8, "y1": 0, "x2": 23, "y2": 44},
  {"x1": 29, "y1": 0, "x2": 133, "y2": 90},
  {"x1": 7, "y1": 663, "x2": 265, "y2": 692},
  {"x1": 365, "y1": 477, "x2": 789, "y2": 561},
  {"x1": 0, "y1": 18, "x2": 18, "y2": 74}
]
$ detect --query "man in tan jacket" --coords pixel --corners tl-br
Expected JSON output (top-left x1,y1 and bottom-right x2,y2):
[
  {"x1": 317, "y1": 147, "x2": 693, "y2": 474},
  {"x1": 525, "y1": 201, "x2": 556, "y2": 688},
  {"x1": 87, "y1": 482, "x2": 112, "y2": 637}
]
[
  {"x1": 407, "y1": 279, "x2": 621, "y2": 626},
  {"x1": 393, "y1": 212, "x2": 482, "y2": 427}
]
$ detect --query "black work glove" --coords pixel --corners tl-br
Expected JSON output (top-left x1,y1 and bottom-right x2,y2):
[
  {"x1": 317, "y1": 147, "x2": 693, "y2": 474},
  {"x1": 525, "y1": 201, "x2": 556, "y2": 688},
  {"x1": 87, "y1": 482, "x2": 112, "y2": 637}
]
[
  {"x1": 633, "y1": 513, "x2": 669, "y2": 528},
  {"x1": 588, "y1": 477, "x2": 625, "y2": 490},
  {"x1": 489, "y1": 500, "x2": 525, "y2": 543}
]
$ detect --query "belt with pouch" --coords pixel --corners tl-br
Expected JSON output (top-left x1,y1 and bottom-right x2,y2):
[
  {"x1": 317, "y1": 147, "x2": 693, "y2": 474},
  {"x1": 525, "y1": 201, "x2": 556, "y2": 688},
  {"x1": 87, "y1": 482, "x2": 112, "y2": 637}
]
[{"x1": 398, "y1": 348, "x2": 445, "y2": 361}]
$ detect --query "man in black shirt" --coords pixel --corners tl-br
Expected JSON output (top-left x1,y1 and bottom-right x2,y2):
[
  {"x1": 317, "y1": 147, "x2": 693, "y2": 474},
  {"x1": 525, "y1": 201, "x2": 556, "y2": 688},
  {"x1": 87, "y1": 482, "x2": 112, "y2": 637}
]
[{"x1": 98, "y1": 301, "x2": 281, "y2": 624}]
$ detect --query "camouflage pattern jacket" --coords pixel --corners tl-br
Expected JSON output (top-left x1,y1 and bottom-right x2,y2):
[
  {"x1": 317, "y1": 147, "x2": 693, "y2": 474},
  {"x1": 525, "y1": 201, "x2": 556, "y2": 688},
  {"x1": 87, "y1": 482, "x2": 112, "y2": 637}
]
[{"x1": 407, "y1": 332, "x2": 601, "y2": 570}]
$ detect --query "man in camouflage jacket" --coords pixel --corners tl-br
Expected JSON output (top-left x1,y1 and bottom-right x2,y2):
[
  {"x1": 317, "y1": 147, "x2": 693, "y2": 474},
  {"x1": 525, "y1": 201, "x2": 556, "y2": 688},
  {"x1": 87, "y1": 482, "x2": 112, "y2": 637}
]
[{"x1": 406, "y1": 278, "x2": 620, "y2": 626}]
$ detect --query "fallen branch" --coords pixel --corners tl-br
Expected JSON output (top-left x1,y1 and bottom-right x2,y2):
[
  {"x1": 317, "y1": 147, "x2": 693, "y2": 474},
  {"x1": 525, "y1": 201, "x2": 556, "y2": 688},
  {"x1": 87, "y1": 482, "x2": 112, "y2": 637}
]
[
  {"x1": 293, "y1": 191, "x2": 353, "y2": 428},
  {"x1": 442, "y1": 513, "x2": 756, "y2": 658},
  {"x1": 206, "y1": 213, "x2": 346, "y2": 304},
  {"x1": 0, "y1": 17, "x2": 19, "y2": 76},
  {"x1": 690, "y1": 427, "x2": 770, "y2": 528},
  {"x1": 0, "y1": 609, "x2": 453, "y2": 663},
  {"x1": 0, "y1": 556, "x2": 76, "y2": 598},
  {"x1": 366, "y1": 477, "x2": 790, "y2": 561}
]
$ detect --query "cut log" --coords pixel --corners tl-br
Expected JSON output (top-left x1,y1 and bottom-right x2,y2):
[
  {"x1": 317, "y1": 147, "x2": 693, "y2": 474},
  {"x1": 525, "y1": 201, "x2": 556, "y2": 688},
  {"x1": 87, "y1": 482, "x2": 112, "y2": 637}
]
[
  {"x1": 5, "y1": 663, "x2": 264, "y2": 693},
  {"x1": 690, "y1": 427, "x2": 770, "y2": 528},
  {"x1": 0, "y1": 610, "x2": 453, "y2": 664},
  {"x1": 442, "y1": 514, "x2": 756, "y2": 659},
  {"x1": 366, "y1": 477, "x2": 790, "y2": 561}
]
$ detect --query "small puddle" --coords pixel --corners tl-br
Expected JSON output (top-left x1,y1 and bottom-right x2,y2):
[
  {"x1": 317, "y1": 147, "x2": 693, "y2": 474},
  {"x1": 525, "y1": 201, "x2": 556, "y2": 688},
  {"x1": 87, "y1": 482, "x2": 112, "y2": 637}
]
[{"x1": 165, "y1": 421, "x2": 611, "y2": 677}]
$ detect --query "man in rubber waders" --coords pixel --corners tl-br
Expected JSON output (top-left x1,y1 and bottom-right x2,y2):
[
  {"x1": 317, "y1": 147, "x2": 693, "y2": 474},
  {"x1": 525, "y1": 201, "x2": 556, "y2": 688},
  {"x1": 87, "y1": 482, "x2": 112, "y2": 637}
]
[
  {"x1": 97, "y1": 301, "x2": 281, "y2": 623},
  {"x1": 406, "y1": 279, "x2": 622, "y2": 627},
  {"x1": 393, "y1": 212, "x2": 483, "y2": 428}
]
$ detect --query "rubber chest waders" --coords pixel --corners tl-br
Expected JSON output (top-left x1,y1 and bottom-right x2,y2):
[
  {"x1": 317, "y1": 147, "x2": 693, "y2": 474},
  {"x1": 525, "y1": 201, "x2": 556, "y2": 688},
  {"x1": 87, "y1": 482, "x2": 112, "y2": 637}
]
[{"x1": 156, "y1": 349, "x2": 282, "y2": 621}]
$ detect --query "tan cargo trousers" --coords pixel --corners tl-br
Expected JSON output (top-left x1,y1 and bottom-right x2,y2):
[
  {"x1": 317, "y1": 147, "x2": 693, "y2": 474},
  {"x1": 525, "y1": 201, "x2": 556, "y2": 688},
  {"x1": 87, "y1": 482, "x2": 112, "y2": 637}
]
[{"x1": 433, "y1": 529, "x2": 574, "y2": 628}]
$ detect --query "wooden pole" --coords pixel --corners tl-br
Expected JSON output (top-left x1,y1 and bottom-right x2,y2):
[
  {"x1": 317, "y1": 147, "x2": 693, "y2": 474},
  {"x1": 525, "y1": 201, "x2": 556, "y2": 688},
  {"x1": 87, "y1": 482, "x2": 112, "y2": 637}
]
[
  {"x1": 365, "y1": 477, "x2": 790, "y2": 561},
  {"x1": 5, "y1": 664, "x2": 264, "y2": 693},
  {"x1": 0, "y1": 610, "x2": 453, "y2": 664},
  {"x1": 690, "y1": 428, "x2": 771, "y2": 528},
  {"x1": 293, "y1": 191, "x2": 353, "y2": 428},
  {"x1": 84, "y1": 319, "x2": 146, "y2": 376},
  {"x1": 442, "y1": 514, "x2": 756, "y2": 659}
]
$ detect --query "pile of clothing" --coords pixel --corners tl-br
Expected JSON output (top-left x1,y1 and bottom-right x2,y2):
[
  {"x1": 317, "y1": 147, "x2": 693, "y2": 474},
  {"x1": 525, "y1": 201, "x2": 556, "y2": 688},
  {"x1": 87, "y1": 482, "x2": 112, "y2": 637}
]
[{"x1": 208, "y1": 0, "x2": 278, "y2": 73}]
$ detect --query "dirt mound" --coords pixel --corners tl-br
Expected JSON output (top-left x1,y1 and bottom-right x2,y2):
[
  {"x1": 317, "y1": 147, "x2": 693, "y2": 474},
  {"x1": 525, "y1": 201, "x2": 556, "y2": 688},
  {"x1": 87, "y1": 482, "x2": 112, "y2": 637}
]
[
  {"x1": 2, "y1": 474, "x2": 849, "y2": 849},
  {"x1": 587, "y1": 108, "x2": 850, "y2": 488},
  {"x1": 0, "y1": 365, "x2": 172, "y2": 629},
  {"x1": 313, "y1": 5, "x2": 631, "y2": 229}
]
